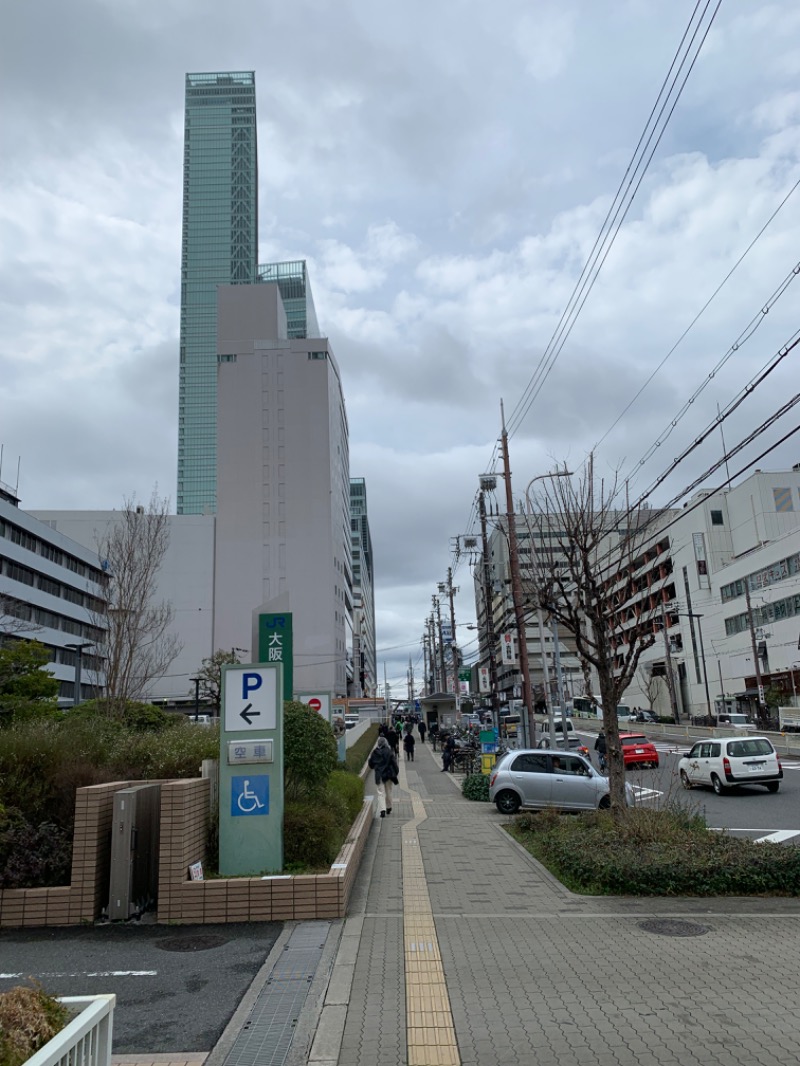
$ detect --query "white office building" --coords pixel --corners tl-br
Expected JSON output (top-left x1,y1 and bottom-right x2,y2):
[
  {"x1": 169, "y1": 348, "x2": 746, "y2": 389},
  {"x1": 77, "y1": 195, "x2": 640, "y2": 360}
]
[{"x1": 1, "y1": 480, "x2": 108, "y2": 704}]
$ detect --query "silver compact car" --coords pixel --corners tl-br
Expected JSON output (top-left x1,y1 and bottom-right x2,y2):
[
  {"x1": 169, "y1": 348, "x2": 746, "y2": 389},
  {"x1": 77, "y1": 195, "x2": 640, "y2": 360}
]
[
  {"x1": 678, "y1": 736, "x2": 782, "y2": 794},
  {"x1": 489, "y1": 748, "x2": 632, "y2": 814}
]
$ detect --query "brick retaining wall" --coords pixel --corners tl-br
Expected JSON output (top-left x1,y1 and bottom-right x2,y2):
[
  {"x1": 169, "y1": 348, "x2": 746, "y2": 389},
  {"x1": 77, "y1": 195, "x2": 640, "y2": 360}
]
[{"x1": 0, "y1": 779, "x2": 374, "y2": 927}]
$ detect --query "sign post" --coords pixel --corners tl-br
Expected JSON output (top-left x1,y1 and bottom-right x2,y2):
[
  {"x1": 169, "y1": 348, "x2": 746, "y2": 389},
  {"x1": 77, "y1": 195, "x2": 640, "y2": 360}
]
[
  {"x1": 258, "y1": 612, "x2": 293, "y2": 701},
  {"x1": 219, "y1": 663, "x2": 283, "y2": 875},
  {"x1": 295, "y1": 691, "x2": 332, "y2": 723}
]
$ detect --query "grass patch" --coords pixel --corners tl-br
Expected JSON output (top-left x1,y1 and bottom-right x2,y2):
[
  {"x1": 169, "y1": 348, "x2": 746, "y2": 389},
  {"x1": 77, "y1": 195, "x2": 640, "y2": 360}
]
[
  {"x1": 507, "y1": 805, "x2": 800, "y2": 896},
  {"x1": 343, "y1": 723, "x2": 380, "y2": 774},
  {"x1": 0, "y1": 985, "x2": 69, "y2": 1066}
]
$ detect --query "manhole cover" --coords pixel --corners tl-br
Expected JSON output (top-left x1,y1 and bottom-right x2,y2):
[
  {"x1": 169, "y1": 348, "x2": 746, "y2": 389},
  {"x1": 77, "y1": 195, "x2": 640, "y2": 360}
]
[
  {"x1": 638, "y1": 919, "x2": 709, "y2": 937},
  {"x1": 156, "y1": 934, "x2": 228, "y2": 952}
]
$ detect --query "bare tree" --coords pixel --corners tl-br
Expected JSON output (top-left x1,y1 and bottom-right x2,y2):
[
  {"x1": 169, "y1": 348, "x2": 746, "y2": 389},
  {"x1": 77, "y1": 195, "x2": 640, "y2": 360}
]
[
  {"x1": 93, "y1": 489, "x2": 182, "y2": 712},
  {"x1": 524, "y1": 457, "x2": 663, "y2": 811},
  {"x1": 636, "y1": 663, "x2": 661, "y2": 712}
]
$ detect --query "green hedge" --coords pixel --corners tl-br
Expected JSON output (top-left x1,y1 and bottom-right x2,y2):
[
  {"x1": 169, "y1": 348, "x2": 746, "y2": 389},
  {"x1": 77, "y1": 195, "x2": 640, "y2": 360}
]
[
  {"x1": 461, "y1": 773, "x2": 490, "y2": 802},
  {"x1": 343, "y1": 722, "x2": 380, "y2": 774},
  {"x1": 508, "y1": 807, "x2": 800, "y2": 896}
]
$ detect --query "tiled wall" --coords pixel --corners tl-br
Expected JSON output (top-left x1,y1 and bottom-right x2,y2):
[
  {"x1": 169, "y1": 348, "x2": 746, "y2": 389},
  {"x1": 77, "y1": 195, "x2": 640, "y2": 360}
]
[{"x1": 0, "y1": 779, "x2": 373, "y2": 927}]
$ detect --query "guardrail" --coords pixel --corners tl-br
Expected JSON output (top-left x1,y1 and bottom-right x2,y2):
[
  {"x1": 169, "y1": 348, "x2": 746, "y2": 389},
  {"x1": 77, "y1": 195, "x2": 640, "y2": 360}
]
[
  {"x1": 538, "y1": 714, "x2": 800, "y2": 758},
  {"x1": 27, "y1": 995, "x2": 116, "y2": 1066}
]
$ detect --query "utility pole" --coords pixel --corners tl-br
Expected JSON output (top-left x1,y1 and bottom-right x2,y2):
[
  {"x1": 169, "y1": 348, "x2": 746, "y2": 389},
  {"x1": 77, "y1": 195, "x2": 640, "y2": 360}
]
[
  {"x1": 478, "y1": 486, "x2": 500, "y2": 726},
  {"x1": 433, "y1": 595, "x2": 447, "y2": 696},
  {"x1": 499, "y1": 405, "x2": 534, "y2": 746},
  {"x1": 440, "y1": 568, "x2": 460, "y2": 711},
  {"x1": 428, "y1": 615, "x2": 438, "y2": 691},
  {"x1": 744, "y1": 582, "x2": 767, "y2": 722},
  {"x1": 190, "y1": 675, "x2": 201, "y2": 723},
  {"x1": 409, "y1": 657, "x2": 415, "y2": 710},
  {"x1": 661, "y1": 603, "x2": 679, "y2": 724}
]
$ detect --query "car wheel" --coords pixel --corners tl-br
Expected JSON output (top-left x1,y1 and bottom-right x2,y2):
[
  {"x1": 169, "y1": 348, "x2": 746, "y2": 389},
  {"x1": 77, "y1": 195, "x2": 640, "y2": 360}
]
[
  {"x1": 711, "y1": 774, "x2": 726, "y2": 796},
  {"x1": 680, "y1": 770, "x2": 692, "y2": 790},
  {"x1": 598, "y1": 795, "x2": 611, "y2": 810},
  {"x1": 495, "y1": 790, "x2": 521, "y2": 815},
  {"x1": 766, "y1": 782, "x2": 780, "y2": 793}
]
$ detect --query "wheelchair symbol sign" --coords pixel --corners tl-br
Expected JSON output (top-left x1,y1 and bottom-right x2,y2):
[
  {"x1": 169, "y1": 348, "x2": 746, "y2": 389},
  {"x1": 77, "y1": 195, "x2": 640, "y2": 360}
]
[{"x1": 231, "y1": 775, "x2": 270, "y2": 817}]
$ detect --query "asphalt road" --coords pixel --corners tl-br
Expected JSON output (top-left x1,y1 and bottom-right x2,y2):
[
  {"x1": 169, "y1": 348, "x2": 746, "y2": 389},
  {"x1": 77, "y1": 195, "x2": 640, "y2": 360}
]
[
  {"x1": 0, "y1": 921, "x2": 282, "y2": 1053},
  {"x1": 573, "y1": 726, "x2": 800, "y2": 840}
]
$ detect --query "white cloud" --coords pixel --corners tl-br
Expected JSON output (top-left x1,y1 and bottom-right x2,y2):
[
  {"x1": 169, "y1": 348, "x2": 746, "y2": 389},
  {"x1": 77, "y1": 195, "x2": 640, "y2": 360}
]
[{"x1": 4, "y1": 0, "x2": 800, "y2": 687}]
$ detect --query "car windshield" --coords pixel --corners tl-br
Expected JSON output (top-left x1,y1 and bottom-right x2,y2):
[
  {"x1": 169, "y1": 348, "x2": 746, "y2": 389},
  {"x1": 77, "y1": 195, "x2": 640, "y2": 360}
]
[
  {"x1": 726, "y1": 738, "x2": 773, "y2": 757},
  {"x1": 621, "y1": 735, "x2": 648, "y2": 746}
]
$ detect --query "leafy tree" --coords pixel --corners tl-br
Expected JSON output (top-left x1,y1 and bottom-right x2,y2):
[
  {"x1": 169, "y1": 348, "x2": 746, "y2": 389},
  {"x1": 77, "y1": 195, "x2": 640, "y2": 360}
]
[
  {"x1": 283, "y1": 700, "x2": 338, "y2": 799},
  {"x1": 0, "y1": 640, "x2": 59, "y2": 721}
]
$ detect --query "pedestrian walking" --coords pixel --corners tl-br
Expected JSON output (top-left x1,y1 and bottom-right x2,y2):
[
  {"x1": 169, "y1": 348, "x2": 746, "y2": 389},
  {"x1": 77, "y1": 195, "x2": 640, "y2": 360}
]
[
  {"x1": 418, "y1": 719, "x2": 427, "y2": 744},
  {"x1": 368, "y1": 736, "x2": 399, "y2": 818},
  {"x1": 387, "y1": 726, "x2": 400, "y2": 756},
  {"x1": 403, "y1": 731, "x2": 416, "y2": 762},
  {"x1": 441, "y1": 734, "x2": 456, "y2": 773}
]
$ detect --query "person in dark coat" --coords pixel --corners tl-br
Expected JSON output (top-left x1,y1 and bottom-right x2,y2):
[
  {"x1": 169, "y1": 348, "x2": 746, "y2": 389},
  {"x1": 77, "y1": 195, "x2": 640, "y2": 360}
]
[
  {"x1": 418, "y1": 719, "x2": 427, "y2": 744},
  {"x1": 387, "y1": 726, "x2": 400, "y2": 755},
  {"x1": 403, "y1": 730, "x2": 416, "y2": 762},
  {"x1": 368, "y1": 736, "x2": 399, "y2": 817},
  {"x1": 594, "y1": 730, "x2": 607, "y2": 771},
  {"x1": 441, "y1": 734, "x2": 457, "y2": 772}
]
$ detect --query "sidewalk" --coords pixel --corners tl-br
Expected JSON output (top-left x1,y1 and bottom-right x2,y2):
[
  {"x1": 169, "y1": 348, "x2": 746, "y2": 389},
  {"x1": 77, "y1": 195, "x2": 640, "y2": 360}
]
[
  {"x1": 303, "y1": 737, "x2": 800, "y2": 1066},
  {"x1": 120, "y1": 738, "x2": 800, "y2": 1066}
]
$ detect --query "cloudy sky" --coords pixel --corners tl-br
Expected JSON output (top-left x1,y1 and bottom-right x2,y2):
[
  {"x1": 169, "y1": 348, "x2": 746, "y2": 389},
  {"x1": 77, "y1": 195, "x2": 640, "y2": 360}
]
[{"x1": 3, "y1": 1, "x2": 800, "y2": 691}]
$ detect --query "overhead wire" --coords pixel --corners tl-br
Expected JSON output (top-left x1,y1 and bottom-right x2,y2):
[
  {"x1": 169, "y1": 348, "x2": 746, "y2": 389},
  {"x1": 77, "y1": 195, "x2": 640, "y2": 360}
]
[
  {"x1": 505, "y1": 0, "x2": 722, "y2": 440},
  {"x1": 594, "y1": 177, "x2": 800, "y2": 453}
]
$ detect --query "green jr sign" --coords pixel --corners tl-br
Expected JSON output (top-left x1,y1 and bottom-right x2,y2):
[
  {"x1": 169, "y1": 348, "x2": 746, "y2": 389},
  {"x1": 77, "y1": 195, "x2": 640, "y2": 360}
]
[{"x1": 258, "y1": 612, "x2": 293, "y2": 701}]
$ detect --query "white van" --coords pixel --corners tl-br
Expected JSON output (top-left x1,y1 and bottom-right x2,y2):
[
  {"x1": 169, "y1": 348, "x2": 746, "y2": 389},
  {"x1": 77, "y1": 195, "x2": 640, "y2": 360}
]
[{"x1": 553, "y1": 718, "x2": 575, "y2": 736}]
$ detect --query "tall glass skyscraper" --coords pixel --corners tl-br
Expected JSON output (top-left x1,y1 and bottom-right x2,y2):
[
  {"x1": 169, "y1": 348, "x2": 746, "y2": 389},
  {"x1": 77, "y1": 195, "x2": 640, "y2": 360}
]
[
  {"x1": 178, "y1": 72, "x2": 258, "y2": 515},
  {"x1": 257, "y1": 260, "x2": 320, "y2": 339}
]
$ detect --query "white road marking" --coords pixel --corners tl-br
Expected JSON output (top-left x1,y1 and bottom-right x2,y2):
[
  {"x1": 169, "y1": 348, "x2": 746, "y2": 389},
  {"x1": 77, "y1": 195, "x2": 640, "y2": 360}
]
[
  {"x1": 0, "y1": 970, "x2": 157, "y2": 979},
  {"x1": 755, "y1": 830, "x2": 800, "y2": 844}
]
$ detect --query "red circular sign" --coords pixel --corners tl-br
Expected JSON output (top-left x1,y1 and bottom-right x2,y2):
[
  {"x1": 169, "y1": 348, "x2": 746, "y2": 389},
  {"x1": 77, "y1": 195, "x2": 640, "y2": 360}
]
[{"x1": 308, "y1": 698, "x2": 322, "y2": 712}]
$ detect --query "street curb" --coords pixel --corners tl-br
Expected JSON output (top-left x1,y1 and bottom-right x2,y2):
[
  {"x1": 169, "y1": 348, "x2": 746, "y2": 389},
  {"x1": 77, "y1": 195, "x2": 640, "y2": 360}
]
[{"x1": 491, "y1": 820, "x2": 578, "y2": 899}]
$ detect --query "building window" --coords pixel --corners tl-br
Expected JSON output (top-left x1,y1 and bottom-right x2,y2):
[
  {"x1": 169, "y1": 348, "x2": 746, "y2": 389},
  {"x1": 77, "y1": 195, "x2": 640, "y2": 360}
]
[
  {"x1": 710, "y1": 510, "x2": 724, "y2": 526},
  {"x1": 308, "y1": 351, "x2": 327, "y2": 360}
]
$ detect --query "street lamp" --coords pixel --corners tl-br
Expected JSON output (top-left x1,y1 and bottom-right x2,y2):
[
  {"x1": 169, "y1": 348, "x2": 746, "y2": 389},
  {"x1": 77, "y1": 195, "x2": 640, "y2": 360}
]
[
  {"x1": 677, "y1": 611, "x2": 712, "y2": 721},
  {"x1": 65, "y1": 642, "x2": 94, "y2": 708},
  {"x1": 525, "y1": 469, "x2": 573, "y2": 747}
]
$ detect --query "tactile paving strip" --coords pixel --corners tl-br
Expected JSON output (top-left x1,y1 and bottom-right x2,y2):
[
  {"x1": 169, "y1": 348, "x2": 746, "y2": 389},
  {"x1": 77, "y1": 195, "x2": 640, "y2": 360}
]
[
  {"x1": 401, "y1": 763, "x2": 461, "y2": 1066},
  {"x1": 222, "y1": 922, "x2": 329, "y2": 1066}
]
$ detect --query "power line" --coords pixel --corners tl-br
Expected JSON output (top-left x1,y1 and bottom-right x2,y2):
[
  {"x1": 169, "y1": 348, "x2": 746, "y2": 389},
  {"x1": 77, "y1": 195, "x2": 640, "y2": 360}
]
[
  {"x1": 594, "y1": 178, "x2": 800, "y2": 453},
  {"x1": 505, "y1": 0, "x2": 722, "y2": 440}
]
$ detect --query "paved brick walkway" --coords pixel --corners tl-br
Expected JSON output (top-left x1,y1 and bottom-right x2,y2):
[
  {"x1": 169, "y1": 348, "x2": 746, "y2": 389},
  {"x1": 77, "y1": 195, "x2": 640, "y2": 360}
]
[{"x1": 331, "y1": 736, "x2": 800, "y2": 1066}]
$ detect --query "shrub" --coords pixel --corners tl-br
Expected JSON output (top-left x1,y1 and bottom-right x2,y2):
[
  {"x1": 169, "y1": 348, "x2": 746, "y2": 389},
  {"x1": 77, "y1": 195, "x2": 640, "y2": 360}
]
[
  {"x1": 0, "y1": 807, "x2": 73, "y2": 889},
  {"x1": 343, "y1": 723, "x2": 379, "y2": 774},
  {"x1": 0, "y1": 985, "x2": 69, "y2": 1066},
  {"x1": 461, "y1": 773, "x2": 490, "y2": 802},
  {"x1": 283, "y1": 799, "x2": 346, "y2": 870},
  {"x1": 283, "y1": 701, "x2": 338, "y2": 799},
  {"x1": 509, "y1": 807, "x2": 800, "y2": 896},
  {"x1": 328, "y1": 769, "x2": 365, "y2": 821}
]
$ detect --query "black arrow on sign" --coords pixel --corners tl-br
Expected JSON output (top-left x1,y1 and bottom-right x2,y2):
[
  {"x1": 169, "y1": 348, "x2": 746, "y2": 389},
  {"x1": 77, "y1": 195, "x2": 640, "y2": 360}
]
[{"x1": 240, "y1": 702, "x2": 260, "y2": 725}]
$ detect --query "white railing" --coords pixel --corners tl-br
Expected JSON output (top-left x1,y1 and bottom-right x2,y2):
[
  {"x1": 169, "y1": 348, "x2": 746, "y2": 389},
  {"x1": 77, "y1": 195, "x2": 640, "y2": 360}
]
[{"x1": 26, "y1": 995, "x2": 116, "y2": 1066}]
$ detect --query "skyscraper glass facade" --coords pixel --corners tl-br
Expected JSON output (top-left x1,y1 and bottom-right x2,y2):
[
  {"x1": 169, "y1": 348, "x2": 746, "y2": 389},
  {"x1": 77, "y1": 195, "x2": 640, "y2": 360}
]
[
  {"x1": 257, "y1": 260, "x2": 320, "y2": 338},
  {"x1": 178, "y1": 71, "x2": 258, "y2": 515}
]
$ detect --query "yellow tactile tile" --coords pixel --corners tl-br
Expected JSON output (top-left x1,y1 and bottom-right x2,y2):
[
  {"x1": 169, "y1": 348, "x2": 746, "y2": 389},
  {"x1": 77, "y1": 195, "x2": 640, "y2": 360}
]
[{"x1": 399, "y1": 760, "x2": 461, "y2": 1066}]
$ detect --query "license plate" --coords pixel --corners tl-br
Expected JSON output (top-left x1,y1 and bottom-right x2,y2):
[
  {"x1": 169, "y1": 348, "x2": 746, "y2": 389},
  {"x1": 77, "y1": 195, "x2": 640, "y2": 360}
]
[
  {"x1": 747, "y1": 764, "x2": 765, "y2": 773},
  {"x1": 635, "y1": 748, "x2": 644, "y2": 754}
]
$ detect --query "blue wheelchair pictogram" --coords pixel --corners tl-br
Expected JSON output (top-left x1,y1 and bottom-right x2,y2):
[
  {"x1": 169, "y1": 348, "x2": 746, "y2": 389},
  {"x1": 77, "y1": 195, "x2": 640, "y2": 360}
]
[{"x1": 231, "y1": 775, "x2": 269, "y2": 817}]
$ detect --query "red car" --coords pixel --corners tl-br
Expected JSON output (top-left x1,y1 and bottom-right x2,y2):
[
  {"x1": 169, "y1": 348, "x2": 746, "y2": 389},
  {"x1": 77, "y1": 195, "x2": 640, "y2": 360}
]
[{"x1": 619, "y1": 732, "x2": 659, "y2": 769}]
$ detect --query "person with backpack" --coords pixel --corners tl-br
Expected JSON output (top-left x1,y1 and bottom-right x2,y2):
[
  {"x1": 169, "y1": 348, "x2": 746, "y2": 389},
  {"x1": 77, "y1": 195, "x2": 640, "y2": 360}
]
[{"x1": 368, "y1": 736, "x2": 399, "y2": 818}]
